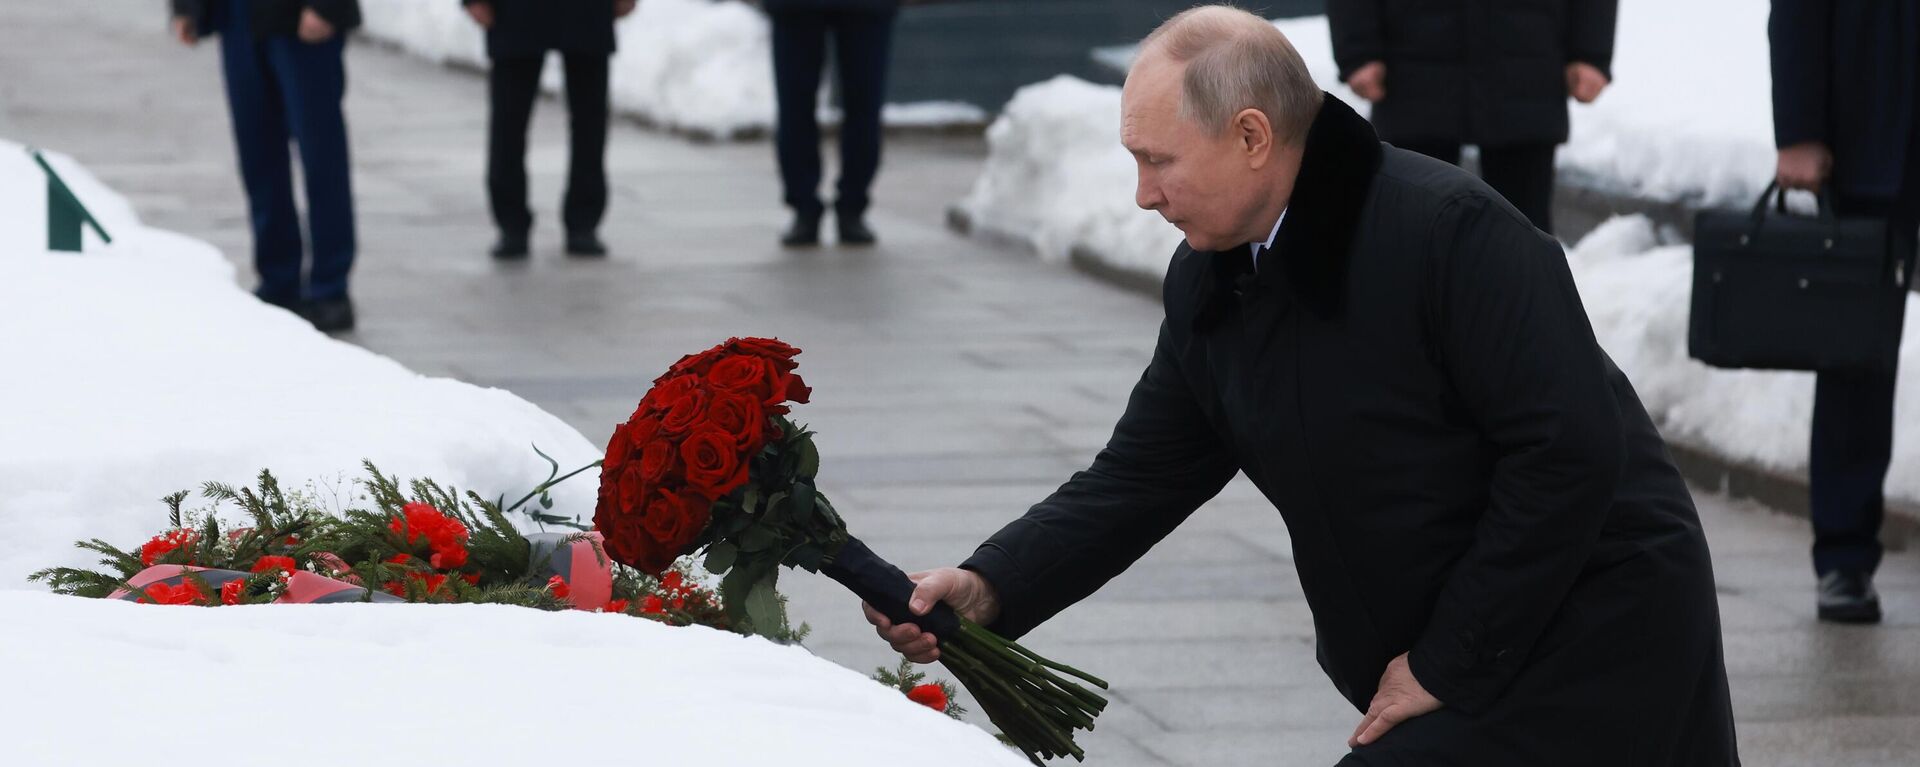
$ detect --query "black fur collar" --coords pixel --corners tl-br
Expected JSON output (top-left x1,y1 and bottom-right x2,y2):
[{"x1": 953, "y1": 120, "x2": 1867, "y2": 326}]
[{"x1": 1194, "y1": 94, "x2": 1381, "y2": 330}]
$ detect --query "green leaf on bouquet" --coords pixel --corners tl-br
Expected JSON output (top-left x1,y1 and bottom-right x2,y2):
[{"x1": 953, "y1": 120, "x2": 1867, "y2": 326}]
[
  {"x1": 785, "y1": 543, "x2": 826, "y2": 572},
  {"x1": 795, "y1": 438, "x2": 820, "y2": 480},
  {"x1": 739, "y1": 484, "x2": 760, "y2": 515},
  {"x1": 742, "y1": 570, "x2": 789, "y2": 639},
  {"x1": 790, "y1": 481, "x2": 816, "y2": 524},
  {"x1": 739, "y1": 523, "x2": 779, "y2": 553},
  {"x1": 704, "y1": 541, "x2": 738, "y2": 574}
]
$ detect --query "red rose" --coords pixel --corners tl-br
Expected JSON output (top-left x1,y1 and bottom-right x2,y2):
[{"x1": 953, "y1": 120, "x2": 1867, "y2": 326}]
[
  {"x1": 703, "y1": 389, "x2": 767, "y2": 452},
  {"x1": 727, "y1": 337, "x2": 801, "y2": 372},
  {"x1": 138, "y1": 580, "x2": 208, "y2": 606},
  {"x1": 638, "y1": 437, "x2": 676, "y2": 484},
  {"x1": 616, "y1": 464, "x2": 650, "y2": 515},
  {"x1": 632, "y1": 488, "x2": 710, "y2": 574},
  {"x1": 251, "y1": 556, "x2": 297, "y2": 577},
  {"x1": 660, "y1": 386, "x2": 710, "y2": 435},
  {"x1": 604, "y1": 422, "x2": 636, "y2": 468},
  {"x1": 665, "y1": 346, "x2": 729, "y2": 379},
  {"x1": 641, "y1": 375, "x2": 699, "y2": 415},
  {"x1": 679, "y1": 427, "x2": 749, "y2": 499},
  {"x1": 765, "y1": 371, "x2": 811, "y2": 415},
  {"x1": 139, "y1": 529, "x2": 198, "y2": 567},
  {"x1": 907, "y1": 684, "x2": 949, "y2": 712},
  {"x1": 707, "y1": 354, "x2": 777, "y2": 399},
  {"x1": 219, "y1": 580, "x2": 246, "y2": 606}
]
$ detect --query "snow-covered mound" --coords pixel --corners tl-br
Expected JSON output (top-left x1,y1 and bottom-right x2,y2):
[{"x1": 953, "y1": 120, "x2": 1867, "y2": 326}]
[
  {"x1": 0, "y1": 592, "x2": 1028, "y2": 766},
  {"x1": 357, "y1": 0, "x2": 985, "y2": 139},
  {"x1": 0, "y1": 140, "x2": 602, "y2": 588}
]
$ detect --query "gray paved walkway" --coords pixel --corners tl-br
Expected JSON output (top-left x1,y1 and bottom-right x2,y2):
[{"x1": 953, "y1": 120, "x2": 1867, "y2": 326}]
[{"x1": 4, "y1": 2, "x2": 1917, "y2": 764}]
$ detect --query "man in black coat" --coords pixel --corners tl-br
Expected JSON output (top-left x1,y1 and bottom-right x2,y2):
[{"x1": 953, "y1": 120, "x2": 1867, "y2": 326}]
[
  {"x1": 170, "y1": 0, "x2": 362, "y2": 332},
  {"x1": 1770, "y1": 0, "x2": 1920, "y2": 624},
  {"x1": 463, "y1": 0, "x2": 637, "y2": 258},
  {"x1": 1329, "y1": 0, "x2": 1617, "y2": 235},
  {"x1": 865, "y1": 7, "x2": 1738, "y2": 764},
  {"x1": 763, "y1": 0, "x2": 901, "y2": 247}
]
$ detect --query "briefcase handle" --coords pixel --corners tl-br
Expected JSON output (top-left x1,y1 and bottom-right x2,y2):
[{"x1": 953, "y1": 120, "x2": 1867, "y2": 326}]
[{"x1": 1745, "y1": 181, "x2": 1840, "y2": 246}]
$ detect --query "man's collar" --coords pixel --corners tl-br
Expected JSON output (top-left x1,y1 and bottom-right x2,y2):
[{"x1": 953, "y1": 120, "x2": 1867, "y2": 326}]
[{"x1": 1196, "y1": 94, "x2": 1382, "y2": 330}]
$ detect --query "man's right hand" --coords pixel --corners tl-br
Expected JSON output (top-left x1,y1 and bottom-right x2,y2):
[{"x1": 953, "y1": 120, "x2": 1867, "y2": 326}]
[
  {"x1": 1347, "y1": 61, "x2": 1386, "y2": 102},
  {"x1": 1777, "y1": 142, "x2": 1832, "y2": 191},
  {"x1": 170, "y1": 16, "x2": 197, "y2": 47},
  {"x1": 862, "y1": 567, "x2": 1001, "y2": 663},
  {"x1": 466, "y1": 1, "x2": 495, "y2": 29}
]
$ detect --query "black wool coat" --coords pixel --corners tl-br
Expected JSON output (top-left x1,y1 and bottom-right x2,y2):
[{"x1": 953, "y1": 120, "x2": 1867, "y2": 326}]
[
  {"x1": 1328, "y1": 0, "x2": 1616, "y2": 146},
  {"x1": 760, "y1": 0, "x2": 901, "y2": 13},
  {"x1": 460, "y1": 0, "x2": 618, "y2": 58},
  {"x1": 961, "y1": 96, "x2": 1739, "y2": 765}
]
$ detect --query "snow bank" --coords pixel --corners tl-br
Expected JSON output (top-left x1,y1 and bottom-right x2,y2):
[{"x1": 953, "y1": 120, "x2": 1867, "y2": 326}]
[
  {"x1": 1567, "y1": 216, "x2": 1917, "y2": 503},
  {"x1": 0, "y1": 592, "x2": 1027, "y2": 767},
  {"x1": 357, "y1": 0, "x2": 985, "y2": 139},
  {"x1": 960, "y1": 0, "x2": 1775, "y2": 278},
  {"x1": 0, "y1": 141, "x2": 603, "y2": 588}
]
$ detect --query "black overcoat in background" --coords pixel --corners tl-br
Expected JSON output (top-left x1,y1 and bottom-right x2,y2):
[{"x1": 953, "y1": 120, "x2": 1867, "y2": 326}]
[
  {"x1": 1328, "y1": 0, "x2": 1616, "y2": 146},
  {"x1": 174, "y1": 0, "x2": 363, "y2": 40},
  {"x1": 461, "y1": 0, "x2": 618, "y2": 58},
  {"x1": 1770, "y1": 0, "x2": 1920, "y2": 199},
  {"x1": 961, "y1": 97, "x2": 1740, "y2": 765}
]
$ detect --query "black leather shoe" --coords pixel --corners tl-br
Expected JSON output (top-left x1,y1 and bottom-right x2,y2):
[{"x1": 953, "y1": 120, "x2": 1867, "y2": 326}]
[
  {"x1": 781, "y1": 213, "x2": 822, "y2": 247},
  {"x1": 565, "y1": 231, "x2": 607, "y2": 257},
  {"x1": 1817, "y1": 570, "x2": 1882, "y2": 624},
  {"x1": 837, "y1": 215, "x2": 877, "y2": 246},
  {"x1": 491, "y1": 232, "x2": 530, "y2": 260},
  {"x1": 300, "y1": 296, "x2": 356, "y2": 334}
]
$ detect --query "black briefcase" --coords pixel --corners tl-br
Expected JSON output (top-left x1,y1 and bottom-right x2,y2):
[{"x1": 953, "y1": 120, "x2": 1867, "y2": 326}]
[{"x1": 1688, "y1": 183, "x2": 1914, "y2": 371}]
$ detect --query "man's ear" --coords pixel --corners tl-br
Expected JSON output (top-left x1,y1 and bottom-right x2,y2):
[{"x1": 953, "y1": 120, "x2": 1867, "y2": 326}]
[{"x1": 1237, "y1": 108, "x2": 1275, "y2": 170}]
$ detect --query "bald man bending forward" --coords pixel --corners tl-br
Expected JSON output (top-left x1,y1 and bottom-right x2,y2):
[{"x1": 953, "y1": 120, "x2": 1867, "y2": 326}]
[{"x1": 864, "y1": 7, "x2": 1739, "y2": 764}]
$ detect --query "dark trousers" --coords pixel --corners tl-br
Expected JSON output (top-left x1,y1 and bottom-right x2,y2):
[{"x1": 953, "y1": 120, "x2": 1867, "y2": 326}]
[
  {"x1": 488, "y1": 52, "x2": 610, "y2": 237},
  {"x1": 1399, "y1": 141, "x2": 1558, "y2": 235},
  {"x1": 1812, "y1": 185, "x2": 1920, "y2": 576},
  {"x1": 770, "y1": 8, "x2": 896, "y2": 220},
  {"x1": 217, "y1": 0, "x2": 356, "y2": 303}
]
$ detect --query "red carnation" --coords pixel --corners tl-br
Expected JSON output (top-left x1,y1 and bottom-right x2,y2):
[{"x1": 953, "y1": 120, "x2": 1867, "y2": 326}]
[
  {"x1": 251, "y1": 556, "x2": 297, "y2": 577},
  {"x1": 547, "y1": 574, "x2": 571, "y2": 600},
  {"x1": 139, "y1": 529, "x2": 198, "y2": 567},
  {"x1": 389, "y1": 503, "x2": 470, "y2": 570},
  {"x1": 605, "y1": 598, "x2": 630, "y2": 614},
  {"x1": 220, "y1": 580, "x2": 247, "y2": 606},
  {"x1": 907, "y1": 684, "x2": 949, "y2": 713},
  {"x1": 139, "y1": 580, "x2": 208, "y2": 606},
  {"x1": 641, "y1": 595, "x2": 665, "y2": 614}
]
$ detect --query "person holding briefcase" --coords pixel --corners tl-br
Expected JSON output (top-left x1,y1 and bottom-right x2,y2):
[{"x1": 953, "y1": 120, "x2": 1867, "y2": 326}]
[
  {"x1": 1769, "y1": 0, "x2": 1920, "y2": 624},
  {"x1": 464, "y1": 0, "x2": 637, "y2": 259}
]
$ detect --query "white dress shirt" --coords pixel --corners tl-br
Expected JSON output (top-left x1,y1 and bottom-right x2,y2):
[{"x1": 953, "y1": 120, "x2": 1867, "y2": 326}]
[{"x1": 1250, "y1": 208, "x2": 1287, "y2": 271}]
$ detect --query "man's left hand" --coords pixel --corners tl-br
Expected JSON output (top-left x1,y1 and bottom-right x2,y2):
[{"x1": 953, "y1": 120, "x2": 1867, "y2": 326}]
[
  {"x1": 1565, "y1": 62, "x2": 1609, "y2": 104},
  {"x1": 298, "y1": 8, "x2": 337, "y2": 43},
  {"x1": 1349, "y1": 653, "x2": 1443, "y2": 748},
  {"x1": 615, "y1": 0, "x2": 638, "y2": 18}
]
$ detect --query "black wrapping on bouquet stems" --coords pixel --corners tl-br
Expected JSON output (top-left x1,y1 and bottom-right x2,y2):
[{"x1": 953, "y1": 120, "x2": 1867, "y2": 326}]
[{"x1": 820, "y1": 535, "x2": 961, "y2": 640}]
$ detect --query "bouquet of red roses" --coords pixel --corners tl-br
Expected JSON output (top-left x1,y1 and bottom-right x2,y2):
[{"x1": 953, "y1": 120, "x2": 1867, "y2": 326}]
[{"x1": 595, "y1": 337, "x2": 1108, "y2": 764}]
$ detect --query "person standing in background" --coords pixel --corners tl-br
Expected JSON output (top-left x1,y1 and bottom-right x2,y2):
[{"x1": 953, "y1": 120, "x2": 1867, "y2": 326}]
[
  {"x1": 464, "y1": 0, "x2": 637, "y2": 259},
  {"x1": 1329, "y1": 0, "x2": 1616, "y2": 235},
  {"x1": 764, "y1": 0, "x2": 900, "y2": 247},
  {"x1": 1771, "y1": 0, "x2": 1920, "y2": 624},
  {"x1": 169, "y1": 0, "x2": 363, "y2": 332}
]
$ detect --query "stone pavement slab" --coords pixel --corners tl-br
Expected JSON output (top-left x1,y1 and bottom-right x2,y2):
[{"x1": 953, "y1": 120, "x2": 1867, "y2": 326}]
[{"x1": 3, "y1": 2, "x2": 1916, "y2": 764}]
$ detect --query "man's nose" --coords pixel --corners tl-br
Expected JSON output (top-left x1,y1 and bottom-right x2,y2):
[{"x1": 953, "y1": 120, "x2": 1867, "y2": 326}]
[{"x1": 1135, "y1": 176, "x2": 1164, "y2": 211}]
